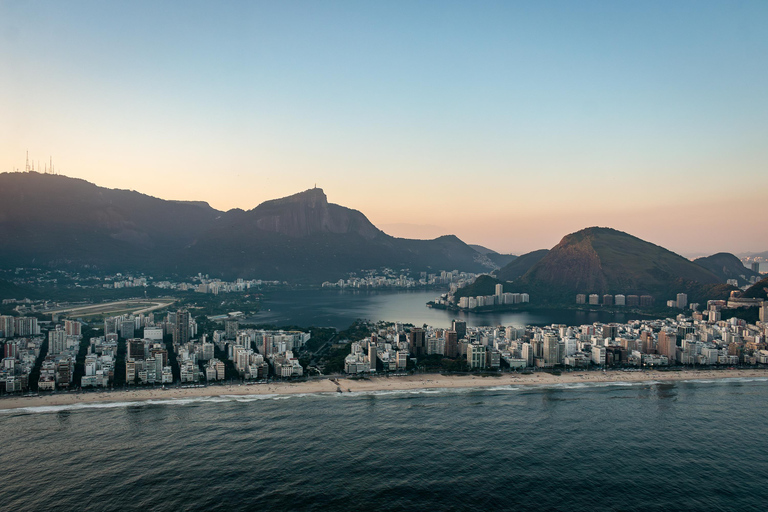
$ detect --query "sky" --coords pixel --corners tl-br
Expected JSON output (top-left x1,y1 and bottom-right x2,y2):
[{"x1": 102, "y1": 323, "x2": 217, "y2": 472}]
[{"x1": 1, "y1": 0, "x2": 766, "y2": 256}]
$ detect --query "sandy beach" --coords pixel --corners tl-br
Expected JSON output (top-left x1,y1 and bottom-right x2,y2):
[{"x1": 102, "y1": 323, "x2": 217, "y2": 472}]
[{"x1": 1, "y1": 369, "x2": 766, "y2": 411}]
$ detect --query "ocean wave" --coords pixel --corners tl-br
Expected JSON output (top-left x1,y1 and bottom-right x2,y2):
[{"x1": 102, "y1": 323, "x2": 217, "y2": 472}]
[
  {"x1": 680, "y1": 377, "x2": 768, "y2": 385},
  {"x1": 0, "y1": 395, "x2": 262, "y2": 414},
  {"x1": 2, "y1": 377, "x2": 766, "y2": 414},
  {"x1": 483, "y1": 386, "x2": 522, "y2": 392},
  {"x1": 335, "y1": 388, "x2": 447, "y2": 398},
  {"x1": 0, "y1": 400, "x2": 150, "y2": 415}
]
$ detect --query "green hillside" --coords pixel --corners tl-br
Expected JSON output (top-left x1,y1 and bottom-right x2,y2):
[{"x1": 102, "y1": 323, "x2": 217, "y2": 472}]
[
  {"x1": 693, "y1": 252, "x2": 760, "y2": 286},
  {"x1": 453, "y1": 274, "x2": 506, "y2": 299},
  {"x1": 495, "y1": 249, "x2": 549, "y2": 281},
  {"x1": 0, "y1": 279, "x2": 38, "y2": 301},
  {"x1": 513, "y1": 227, "x2": 728, "y2": 304},
  {"x1": 742, "y1": 277, "x2": 768, "y2": 300}
]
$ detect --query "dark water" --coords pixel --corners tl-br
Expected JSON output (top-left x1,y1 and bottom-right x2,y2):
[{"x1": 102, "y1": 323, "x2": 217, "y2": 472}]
[
  {"x1": 248, "y1": 289, "x2": 648, "y2": 329},
  {"x1": 2, "y1": 378, "x2": 767, "y2": 511}
]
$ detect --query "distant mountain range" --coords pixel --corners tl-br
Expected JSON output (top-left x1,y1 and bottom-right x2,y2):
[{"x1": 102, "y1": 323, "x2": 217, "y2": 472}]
[
  {"x1": 0, "y1": 173, "x2": 758, "y2": 300},
  {"x1": 0, "y1": 172, "x2": 494, "y2": 281},
  {"x1": 467, "y1": 245, "x2": 517, "y2": 268}
]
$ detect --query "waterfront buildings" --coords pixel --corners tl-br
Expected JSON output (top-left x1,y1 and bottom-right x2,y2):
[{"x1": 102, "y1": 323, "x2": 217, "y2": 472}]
[{"x1": 340, "y1": 299, "x2": 768, "y2": 374}]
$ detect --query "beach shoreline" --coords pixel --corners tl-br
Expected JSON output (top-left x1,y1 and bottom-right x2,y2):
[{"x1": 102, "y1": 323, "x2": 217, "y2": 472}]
[{"x1": 2, "y1": 368, "x2": 766, "y2": 411}]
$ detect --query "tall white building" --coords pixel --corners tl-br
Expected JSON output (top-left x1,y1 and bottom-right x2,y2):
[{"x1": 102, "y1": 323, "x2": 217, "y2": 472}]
[
  {"x1": 467, "y1": 344, "x2": 487, "y2": 369},
  {"x1": 543, "y1": 332, "x2": 561, "y2": 366},
  {"x1": 48, "y1": 329, "x2": 67, "y2": 356},
  {"x1": 591, "y1": 346, "x2": 606, "y2": 365}
]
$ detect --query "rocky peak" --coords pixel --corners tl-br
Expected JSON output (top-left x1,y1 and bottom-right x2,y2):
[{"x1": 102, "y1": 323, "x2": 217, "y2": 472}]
[{"x1": 249, "y1": 188, "x2": 380, "y2": 239}]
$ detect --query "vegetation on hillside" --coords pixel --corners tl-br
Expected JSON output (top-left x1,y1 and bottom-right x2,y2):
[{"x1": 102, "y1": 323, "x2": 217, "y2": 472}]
[
  {"x1": 495, "y1": 249, "x2": 549, "y2": 282},
  {"x1": 693, "y1": 252, "x2": 761, "y2": 286},
  {"x1": 742, "y1": 277, "x2": 768, "y2": 300},
  {"x1": 512, "y1": 227, "x2": 726, "y2": 304}
]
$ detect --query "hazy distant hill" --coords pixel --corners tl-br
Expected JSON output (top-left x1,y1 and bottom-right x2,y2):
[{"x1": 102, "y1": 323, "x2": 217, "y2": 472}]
[
  {"x1": 495, "y1": 249, "x2": 549, "y2": 282},
  {"x1": 468, "y1": 244, "x2": 517, "y2": 268},
  {"x1": 0, "y1": 172, "x2": 491, "y2": 281},
  {"x1": 512, "y1": 227, "x2": 731, "y2": 304},
  {"x1": 0, "y1": 171, "x2": 220, "y2": 272},
  {"x1": 693, "y1": 252, "x2": 761, "y2": 286}
]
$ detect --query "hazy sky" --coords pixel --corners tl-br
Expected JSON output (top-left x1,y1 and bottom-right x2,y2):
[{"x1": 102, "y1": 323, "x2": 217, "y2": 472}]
[{"x1": 2, "y1": 1, "x2": 766, "y2": 255}]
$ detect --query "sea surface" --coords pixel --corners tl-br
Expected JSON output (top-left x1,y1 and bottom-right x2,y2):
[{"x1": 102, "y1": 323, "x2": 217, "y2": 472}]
[
  {"x1": 2, "y1": 378, "x2": 767, "y2": 511},
  {"x1": 247, "y1": 289, "x2": 650, "y2": 329}
]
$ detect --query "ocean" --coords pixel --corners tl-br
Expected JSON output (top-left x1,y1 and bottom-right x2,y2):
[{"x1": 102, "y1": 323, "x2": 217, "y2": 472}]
[{"x1": 2, "y1": 378, "x2": 767, "y2": 511}]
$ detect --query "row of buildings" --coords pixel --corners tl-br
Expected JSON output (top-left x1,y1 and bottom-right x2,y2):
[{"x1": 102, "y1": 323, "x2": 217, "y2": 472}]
[
  {"x1": 576, "y1": 292, "x2": 695, "y2": 310},
  {"x1": 432, "y1": 282, "x2": 530, "y2": 311},
  {"x1": 1, "y1": 336, "x2": 43, "y2": 392},
  {"x1": 344, "y1": 300, "x2": 768, "y2": 374},
  {"x1": 322, "y1": 269, "x2": 480, "y2": 289},
  {"x1": 1, "y1": 308, "x2": 314, "y2": 392},
  {"x1": 1, "y1": 316, "x2": 84, "y2": 392},
  {"x1": 38, "y1": 323, "x2": 83, "y2": 391},
  {"x1": 0, "y1": 315, "x2": 41, "y2": 338},
  {"x1": 212, "y1": 323, "x2": 308, "y2": 379},
  {"x1": 123, "y1": 314, "x2": 310, "y2": 384},
  {"x1": 98, "y1": 272, "x2": 281, "y2": 295},
  {"x1": 576, "y1": 294, "x2": 657, "y2": 307}
]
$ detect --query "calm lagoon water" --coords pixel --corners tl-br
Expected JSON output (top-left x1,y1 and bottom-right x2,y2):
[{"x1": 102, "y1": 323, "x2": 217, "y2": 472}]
[{"x1": 246, "y1": 288, "x2": 651, "y2": 329}]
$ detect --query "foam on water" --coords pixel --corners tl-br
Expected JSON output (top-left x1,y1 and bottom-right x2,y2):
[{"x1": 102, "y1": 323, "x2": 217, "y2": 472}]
[
  {"x1": 2, "y1": 377, "x2": 766, "y2": 415},
  {"x1": 3, "y1": 374, "x2": 768, "y2": 512},
  {"x1": 681, "y1": 377, "x2": 768, "y2": 385}
]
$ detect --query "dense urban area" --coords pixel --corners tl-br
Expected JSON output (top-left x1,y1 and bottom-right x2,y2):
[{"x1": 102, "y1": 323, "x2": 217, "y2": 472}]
[{"x1": 2, "y1": 279, "x2": 767, "y2": 393}]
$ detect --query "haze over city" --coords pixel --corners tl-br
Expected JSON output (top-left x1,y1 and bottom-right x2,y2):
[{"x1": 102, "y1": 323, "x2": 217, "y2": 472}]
[{"x1": 2, "y1": 0, "x2": 766, "y2": 254}]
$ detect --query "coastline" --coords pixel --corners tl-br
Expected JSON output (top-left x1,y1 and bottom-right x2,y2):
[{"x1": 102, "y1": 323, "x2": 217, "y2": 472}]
[
  {"x1": 1, "y1": 369, "x2": 766, "y2": 411},
  {"x1": 426, "y1": 300, "x2": 671, "y2": 318}
]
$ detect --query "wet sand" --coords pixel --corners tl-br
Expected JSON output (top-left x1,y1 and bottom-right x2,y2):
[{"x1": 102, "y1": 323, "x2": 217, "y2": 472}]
[{"x1": 1, "y1": 369, "x2": 766, "y2": 411}]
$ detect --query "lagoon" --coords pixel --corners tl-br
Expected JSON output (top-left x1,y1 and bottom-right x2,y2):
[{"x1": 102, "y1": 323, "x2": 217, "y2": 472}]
[{"x1": 245, "y1": 288, "x2": 652, "y2": 329}]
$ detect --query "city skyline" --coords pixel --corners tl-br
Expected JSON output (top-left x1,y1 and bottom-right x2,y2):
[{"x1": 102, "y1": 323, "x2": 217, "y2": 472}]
[{"x1": 2, "y1": 1, "x2": 767, "y2": 255}]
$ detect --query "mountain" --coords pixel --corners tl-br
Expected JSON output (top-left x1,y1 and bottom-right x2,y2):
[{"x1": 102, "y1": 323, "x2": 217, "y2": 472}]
[
  {"x1": 0, "y1": 172, "x2": 490, "y2": 281},
  {"x1": 741, "y1": 277, "x2": 768, "y2": 300},
  {"x1": 512, "y1": 227, "x2": 732, "y2": 304},
  {"x1": 183, "y1": 187, "x2": 492, "y2": 280},
  {"x1": 0, "y1": 171, "x2": 220, "y2": 272},
  {"x1": 693, "y1": 252, "x2": 761, "y2": 286},
  {"x1": 468, "y1": 244, "x2": 495, "y2": 254},
  {"x1": 468, "y1": 244, "x2": 517, "y2": 268},
  {"x1": 495, "y1": 249, "x2": 549, "y2": 282}
]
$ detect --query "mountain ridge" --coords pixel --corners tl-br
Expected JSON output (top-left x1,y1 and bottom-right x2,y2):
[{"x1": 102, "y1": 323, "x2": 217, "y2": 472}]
[
  {"x1": 511, "y1": 227, "x2": 731, "y2": 304},
  {"x1": 693, "y1": 252, "x2": 761, "y2": 286},
  {"x1": 495, "y1": 249, "x2": 549, "y2": 282},
  {"x1": 0, "y1": 172, "x2": 491, "y2": 280}
]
